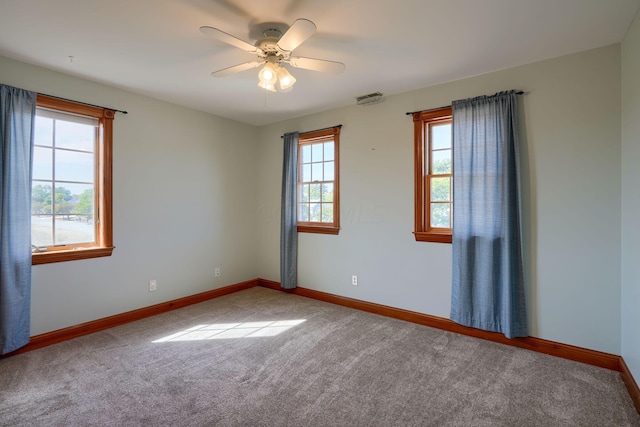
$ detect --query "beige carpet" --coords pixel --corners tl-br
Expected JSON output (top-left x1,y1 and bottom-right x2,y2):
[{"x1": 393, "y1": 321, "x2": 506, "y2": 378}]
[{"x1": 1, "y1": 287, "x2": 638, "y2": 426}]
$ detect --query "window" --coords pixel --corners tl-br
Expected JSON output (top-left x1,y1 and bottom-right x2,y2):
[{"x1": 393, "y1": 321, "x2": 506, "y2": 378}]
[
  {"x1": 413, "y1": 107, "x2": 452, "y2": 243},
  {"x1": 31, "y1": 95, "x2": 114, "y2": 264},
  {"x1": 297, "y1": 126, "x2": 340, "y2": 234}
]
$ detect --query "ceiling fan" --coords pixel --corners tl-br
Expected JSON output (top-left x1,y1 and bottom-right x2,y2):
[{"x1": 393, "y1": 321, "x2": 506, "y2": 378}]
[{"x1": 199, "y1": 19, "x2": 345, "y2": 92}]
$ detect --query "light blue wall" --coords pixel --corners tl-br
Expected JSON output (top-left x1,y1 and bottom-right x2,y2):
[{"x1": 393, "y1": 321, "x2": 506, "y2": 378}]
[
  {"x1": 257, "y1": 45, "x2": 623, "y2": 354},
  {"x1": 0, "y1": 56, "x2": 260, "y2": 335},
  {"x1": 622, "y1": 10, "x2": 640, "y2": 383}
]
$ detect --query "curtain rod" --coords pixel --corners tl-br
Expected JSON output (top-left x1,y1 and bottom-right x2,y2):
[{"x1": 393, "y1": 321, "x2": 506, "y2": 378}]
[
  {"x1": 38, "y1": 92, "x2": 128, "y2": 115},
  {"x1": 281, "y1": 124, "x2": 342, "y2": 139},
  {"x1": 405, "y1": 90, "x2": 525, "y2": 116}
]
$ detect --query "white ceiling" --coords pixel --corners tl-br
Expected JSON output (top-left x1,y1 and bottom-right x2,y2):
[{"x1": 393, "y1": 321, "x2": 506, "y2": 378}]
[{"x1": 1, "y1": 0, "x2": 638, "y2": 126}]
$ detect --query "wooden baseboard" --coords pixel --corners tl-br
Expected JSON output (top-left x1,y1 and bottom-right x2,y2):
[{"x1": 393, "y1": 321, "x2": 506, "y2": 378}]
[
  {"x1": 258, "y1": 278, "x2": 620, "y2": 371},
  {"x1": 2, "y1": 279, "x2": 259, "y2": 358},
  {"x1": 621, "y1": 358, "x2": 640, "y2": 412}
]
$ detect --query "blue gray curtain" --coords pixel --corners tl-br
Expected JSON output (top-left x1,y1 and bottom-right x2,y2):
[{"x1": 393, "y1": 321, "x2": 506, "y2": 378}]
[
  {"x1": 450, "y1": 90, "x2": 527, "y2": 339},
  {"x1": 0, "y1": 84, "x2": 36, "y2": 354},
  {"x1": 280, "y1": 132, "x2": 299, "y2": 289}
]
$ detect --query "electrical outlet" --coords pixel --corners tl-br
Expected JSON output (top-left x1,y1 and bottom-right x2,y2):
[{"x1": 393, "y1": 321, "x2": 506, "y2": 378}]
[
  {"x1": 215, "y1": 267, "x2": 221, "y2": 277},
  {"x1": 149, "y1": 280, "x2": 157, "y2": 292},
  {"x1": 352, "y1": 275, "x2": 358, "y2": 286}
]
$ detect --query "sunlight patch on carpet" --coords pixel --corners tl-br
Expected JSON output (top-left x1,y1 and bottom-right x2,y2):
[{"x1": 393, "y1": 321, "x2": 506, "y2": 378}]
[{"x1": 152, "y1": 319, "x2": 306, "y2": 342}]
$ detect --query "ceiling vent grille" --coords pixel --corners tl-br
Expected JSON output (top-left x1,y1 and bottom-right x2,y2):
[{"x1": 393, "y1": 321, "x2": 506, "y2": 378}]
[{"x1": 356, "y1": 92, "x2": 384, "y2": 106}]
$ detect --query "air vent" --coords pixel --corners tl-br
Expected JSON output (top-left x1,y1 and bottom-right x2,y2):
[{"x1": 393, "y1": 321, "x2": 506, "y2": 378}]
[{"x1": 356, "y1": 92, "x2": 384, "y2": 106}]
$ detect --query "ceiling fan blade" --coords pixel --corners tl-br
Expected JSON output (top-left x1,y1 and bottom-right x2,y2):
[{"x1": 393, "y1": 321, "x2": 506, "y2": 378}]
[
  {"x1": 286, "y1": 57, "x2": 346, "y2": 74},
  {"x1": 200, "y1": 26, "x2": 259, "y2": 53},
  {"x1": 211, "y1": 61, "x2": 263, "y2": 77},
  {"x1": 276, "y1": 19, "x2": 316, "y2": 52}
]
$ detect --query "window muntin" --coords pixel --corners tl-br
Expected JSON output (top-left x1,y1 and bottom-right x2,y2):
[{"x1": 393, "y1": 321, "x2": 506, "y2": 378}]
[
  {"x1": 297, "y1": 127, "x2": 340, "y2": 234},
  {"x1": 413, "y1": 107, "x2": 452, "y2": 243},
  {"x1": 32, "y1": 95, "x2": 114, "y2": 264}
]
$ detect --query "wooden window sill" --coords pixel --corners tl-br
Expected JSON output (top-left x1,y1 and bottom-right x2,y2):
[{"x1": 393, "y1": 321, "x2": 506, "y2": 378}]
[
  {"x1": 297, "y1": 225, "x2": 340, "y2": 235},
  {"x1": 414, "y1": 231, "x2": 452, "y2": 243},
  {"x1": 32, "y1": 246, "x2": 115, "y2": 265}
]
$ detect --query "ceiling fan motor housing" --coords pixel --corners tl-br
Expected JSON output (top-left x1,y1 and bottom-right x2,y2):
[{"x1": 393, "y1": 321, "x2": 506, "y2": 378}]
[
  {"x1": 256, "y1": 29, "x2": 291, "y2": 59},
  {"x1": 257, "y1": 36, "x2": 280, "y2": 53}
]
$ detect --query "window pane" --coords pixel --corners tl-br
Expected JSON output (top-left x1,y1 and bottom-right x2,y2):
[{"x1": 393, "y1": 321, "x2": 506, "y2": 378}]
[
  {"x1": 67, "y1": 183, "x2": 94, "y2": 220},
  {"x1": 432, "y1": 123, "x2": 451, "y2": 150},
  {"x1": 298, "y1": 203, "x2": 309, "y2": 222},
  {"x1": 432, "y1": 150, "x2": 451, "y2": 174},
  {"x1": 299, "y1": 184, "x2": 309, "y2": 203},
  {"x1": 301, "y1": 164, "x2": 311, "y2": 182},
  {"x1": 54, "y1": 215, "x2": 94, "y2": 245},
  {"x1": 33, "y1": 147, "x2": 53, "y2": 180},
  {"x1": 32, "y1": 183, "x2": 52, "y2": 214},
  {"x1": 324, "y1": 141, "x2": 334, "y2": 161},
  {"x1": 55, "y1": 120, "x2": 95, "y2": 151},
  {"x1": 34, "y1": 116, "x2": 53, "y2": 146},
  {"x1": 52, "y1": 186, "x2": 73, "y2": 215},
  {"x1": 309, "y1": 184, "x2": 321, "y2": 202},
  {"x1": 431, "y1": 203, "x2": 451, "y2": 228},
  {"x1": 322, "y1": 183, "x2": 333, "y2": 202},
  {"x1": 55, "y1": 150, "x2": 94, "y2": 183},
  {"x1": 311, "y1": 143, "x2": 323, "y2": 162},
  {"x1": 322, "y1": 203, "x2": 333, "y2": 223},
  {"x1": 309, "y1": 203, "x2": 321, "y2": 222},
  {"x1": 311, "y1": 162, "x2": 323, "y2": 182},
  {"x1": 32, "y1": 215, "x2": 53, "y2": 247},
  {"x1": 301, "y1": 145, "x2": 311, "y2": 163},
  {"x1": 324, "y1": 161, "x2": 334, "y2": 181},
  {"x1": 430, "y1": 177, "x2": 451, "y2": 202}
]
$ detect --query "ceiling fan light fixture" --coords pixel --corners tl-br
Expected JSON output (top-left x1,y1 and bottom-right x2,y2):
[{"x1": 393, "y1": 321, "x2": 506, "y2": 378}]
[
  {"x1": 277, "y1": 66, "x2": 296, "y2": 91},
  {"x1": 257, "y1": 81, "x2": 277, "y2": 92},
  {"x1": 258, "y1": 62, "x2": 278, "y2": 85}
]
